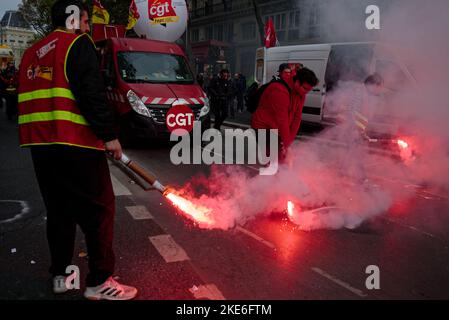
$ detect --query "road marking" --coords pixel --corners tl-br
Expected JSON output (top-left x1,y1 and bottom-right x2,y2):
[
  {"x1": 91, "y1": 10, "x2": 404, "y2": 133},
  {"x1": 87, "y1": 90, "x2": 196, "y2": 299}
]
[
  {"x1": 0, "y1": 200, "x2": 30, "y2": 224},
  {"x1": 236, "y1": 226, "x2": 276, "y2": 250},
  {"x1": 372, "y1": 175, "x2": 449, "y2": 201},
  {"x1": 311, "y1": 267, "x2": 368, "y2": 298},
  {"x1": 189, "y1": 284, "x2": 226, "y2": 300},
  {"x1": 383, "y1": 217, "x2": 447, "y2": 245},
  {"x1": 125, "y1": 205, "x2": 153, "y2": 220},
  {"x1": 110, "y1": 174, "x2": 132, "y2": 196},
  {"x1": 149, "y1": 234, "x2": 190, "y2": 263}
]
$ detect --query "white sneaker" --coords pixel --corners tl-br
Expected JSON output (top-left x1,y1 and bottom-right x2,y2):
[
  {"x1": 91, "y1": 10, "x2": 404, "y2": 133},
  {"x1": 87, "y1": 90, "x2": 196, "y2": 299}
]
[
  {"x1": 53, "y1": 276, "x2": 69, "y2": 294},
  {"x1": 84, "y1": 277, "x2": 138, "y2": 300}
]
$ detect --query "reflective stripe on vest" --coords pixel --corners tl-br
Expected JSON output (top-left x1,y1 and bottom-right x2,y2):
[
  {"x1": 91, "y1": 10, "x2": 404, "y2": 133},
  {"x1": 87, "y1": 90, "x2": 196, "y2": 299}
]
[
  {"x1": 18, "y1": 87, "x2": 75, "y2": 103},
  {"x1": 18, "y1": 110, "x2": 88, "y2": 126}
]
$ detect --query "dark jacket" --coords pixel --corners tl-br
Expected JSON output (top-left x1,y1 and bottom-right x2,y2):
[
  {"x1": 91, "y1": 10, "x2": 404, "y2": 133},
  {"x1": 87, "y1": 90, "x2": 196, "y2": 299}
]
[
  {"x1": 66, "y1": 34, "x2": 117, "y2": 142},
  {"x1": 208, "y1": 76, "x2": 232, "y2": 101}
]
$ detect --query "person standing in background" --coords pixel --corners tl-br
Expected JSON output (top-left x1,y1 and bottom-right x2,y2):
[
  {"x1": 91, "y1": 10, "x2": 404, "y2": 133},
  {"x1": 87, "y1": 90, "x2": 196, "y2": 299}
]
[{"x1": 209, "y1": 69, "x2": 232, "y2": 130}]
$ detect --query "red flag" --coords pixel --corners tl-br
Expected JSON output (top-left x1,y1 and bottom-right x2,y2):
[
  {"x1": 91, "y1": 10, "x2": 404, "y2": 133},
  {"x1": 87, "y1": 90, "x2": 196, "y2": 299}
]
[
  {"x1": 126, "y1": 0, "x2": 140, "y2": 30},
  {"x1": 264, "y1": 17, "x2": 278, "y2": 48}
]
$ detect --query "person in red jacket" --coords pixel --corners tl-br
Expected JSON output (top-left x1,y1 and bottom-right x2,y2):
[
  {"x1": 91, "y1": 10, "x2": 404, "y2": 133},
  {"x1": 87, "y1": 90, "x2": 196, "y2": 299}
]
[{"x1": 251, "y1": 67, "x2": 318, "y2": 160}]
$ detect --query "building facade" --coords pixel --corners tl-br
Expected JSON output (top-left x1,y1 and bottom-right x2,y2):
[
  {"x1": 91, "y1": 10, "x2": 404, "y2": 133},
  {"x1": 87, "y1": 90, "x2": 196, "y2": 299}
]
[
  {"x1": 0, "y1": 10, "x2": 35, "y2": 67},
  {"x1": 187, "y1": 0, "x2": 390, "y2": 79}
]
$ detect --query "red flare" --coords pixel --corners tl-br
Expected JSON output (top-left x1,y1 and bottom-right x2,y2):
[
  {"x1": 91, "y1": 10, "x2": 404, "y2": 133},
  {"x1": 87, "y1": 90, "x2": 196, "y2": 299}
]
[
  {"x1": 397, "y1": 139, "x2": 409, "y2": 149},
  {"x1": 287, "y1": 200, "x2": 301, "y2": 224},
  {"x1": 165, "y1": 191, "x2": 215, "y2": 227}
]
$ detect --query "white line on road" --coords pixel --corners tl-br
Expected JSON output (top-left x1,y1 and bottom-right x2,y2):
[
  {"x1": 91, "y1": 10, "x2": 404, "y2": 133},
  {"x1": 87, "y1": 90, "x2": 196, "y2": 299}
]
[
  {"x1": 149, "y1": 234, "x2": 190, "y2": 263},
  {"x1": 371, "y1": 175, "x2": 449, "y2": 201},
  {"x1": 125, "y1": 205, "x2": 153, "y2": 220},
  {"x1": 236, "y1": 226, "x2": 276, "y2": 250},
  {"x1": 189, "y1": 284, "x2": 226, "y2": 300},
  {"x1": 311, "y1": 267, "x2": 368, "y2": 298},
  {"x1": 383, "y1": 217, "x2": 447, "y2": 245},
  {"x1": 110, "y1": 174, "x2": 132, "y2": 196}
]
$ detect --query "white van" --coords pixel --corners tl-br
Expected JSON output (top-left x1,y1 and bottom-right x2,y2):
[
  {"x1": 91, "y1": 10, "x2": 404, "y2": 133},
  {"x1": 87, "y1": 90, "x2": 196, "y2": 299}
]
[{"x1": 255, "y1": 42, "x2": 416, "y2": 130}]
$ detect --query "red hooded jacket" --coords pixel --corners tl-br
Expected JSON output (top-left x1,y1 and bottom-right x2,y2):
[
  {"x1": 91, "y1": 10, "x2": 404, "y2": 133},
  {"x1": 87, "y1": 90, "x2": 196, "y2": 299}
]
[{"x1": 251, "y1": 80, "x2": 305, "y2": 148}]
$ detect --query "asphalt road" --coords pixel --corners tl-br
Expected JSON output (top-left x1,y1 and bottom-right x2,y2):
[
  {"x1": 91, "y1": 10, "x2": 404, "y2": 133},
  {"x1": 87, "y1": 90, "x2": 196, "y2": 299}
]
[{"x1": 1, "y1": 110, "x2": 449, "y2": 300}]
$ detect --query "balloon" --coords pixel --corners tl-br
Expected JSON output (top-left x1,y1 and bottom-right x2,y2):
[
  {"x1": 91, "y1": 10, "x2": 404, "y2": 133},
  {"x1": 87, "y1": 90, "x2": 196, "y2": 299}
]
[{"x1": 133, "y1": 0, "x2": 188, "y2": 42}]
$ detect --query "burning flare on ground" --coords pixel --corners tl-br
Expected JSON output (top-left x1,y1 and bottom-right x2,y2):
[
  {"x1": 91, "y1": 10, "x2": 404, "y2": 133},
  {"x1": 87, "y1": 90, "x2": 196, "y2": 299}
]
[
  {"x1": 287, "y1": 200, "x2": 301, "y2": 225},
  {"x1": 164, "y1": 190, "x2": 215, "y2": 228},
  {"x1": 397, "y1": 139, "x2": 409, "y2": 149},
  {"x1": 396, "y1": 138, "x2": 414, "y2": 162}
]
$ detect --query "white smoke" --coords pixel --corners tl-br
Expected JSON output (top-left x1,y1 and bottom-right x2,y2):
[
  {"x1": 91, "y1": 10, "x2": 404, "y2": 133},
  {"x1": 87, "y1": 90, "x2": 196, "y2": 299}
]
[{"x1": 174, "y1": 0, "x2": 449, "y2": 230}]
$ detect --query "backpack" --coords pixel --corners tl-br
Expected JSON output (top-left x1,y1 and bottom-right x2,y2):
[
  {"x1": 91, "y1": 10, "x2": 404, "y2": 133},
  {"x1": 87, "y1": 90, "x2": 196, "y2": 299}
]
[{"x1": 244, "y1": 79, "x2": 291, "y2": 113}]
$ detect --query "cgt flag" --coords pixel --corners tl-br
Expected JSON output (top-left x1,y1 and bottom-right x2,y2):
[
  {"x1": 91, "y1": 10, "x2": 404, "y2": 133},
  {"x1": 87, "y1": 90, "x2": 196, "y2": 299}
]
[
  {"x1": 92, "y1": 0, "x2": 110, "y2": 25},
  {"x1": 264, "y1": 17, "x2": 279, "y2": 48},
  {"x1": 126, "y1": 0, "x2": 140, "y2": 30},
  {"x1": 149, "y1": 0, "x2": 179, "y2": 26}
]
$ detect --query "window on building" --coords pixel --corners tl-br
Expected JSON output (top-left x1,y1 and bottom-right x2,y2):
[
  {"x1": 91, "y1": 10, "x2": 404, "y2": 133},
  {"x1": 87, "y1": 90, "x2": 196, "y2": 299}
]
[
  {"x1": 191, "y1": 28, "x2": 199, "y2": 42},
  {"x1": 288, "y1": 29, "x2": 300, "y2": 41},
  {"x1": 241, "y1": 22, "x2": 256, "y2": 40},
  {"x1": 206, "y1": 26, "x2": 213, "y2": 40},
  {"x1": 214, "y1": 24, "x2": 224, "y2": 41},
  {"x1": 224, "y1": 23, "x2": 234, "y2": 42},
  {"x1": 308, "y1": 3, "x2": 320, "y2": 38},
  {"x1": 289, "y1": 10, "x2": 300, "y2": 29}
]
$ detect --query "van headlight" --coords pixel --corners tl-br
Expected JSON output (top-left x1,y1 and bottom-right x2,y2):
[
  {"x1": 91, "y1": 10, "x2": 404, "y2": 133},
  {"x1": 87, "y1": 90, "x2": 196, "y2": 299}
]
[
  {"x1": 199, "y1": 97, "x2": 210, "y2": 117},
  {"x1": 127, "y1": 90, "x2": 151, "y2": 118}
]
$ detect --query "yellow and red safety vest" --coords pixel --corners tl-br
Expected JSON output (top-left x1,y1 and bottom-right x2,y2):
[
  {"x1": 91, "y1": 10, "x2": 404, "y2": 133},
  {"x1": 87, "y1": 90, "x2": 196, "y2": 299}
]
[{"x1": 18, "y1": 30, "x2": 105, "y2": 150}]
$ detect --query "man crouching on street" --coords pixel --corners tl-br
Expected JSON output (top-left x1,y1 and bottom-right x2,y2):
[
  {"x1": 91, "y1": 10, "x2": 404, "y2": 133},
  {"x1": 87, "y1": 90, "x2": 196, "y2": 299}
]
[
  {"x1": 17, "y1": 0, "x2": 137, "y2": 300},
  {"x1": 251, "y1": 66, "x2": 318, "y2": 162}
]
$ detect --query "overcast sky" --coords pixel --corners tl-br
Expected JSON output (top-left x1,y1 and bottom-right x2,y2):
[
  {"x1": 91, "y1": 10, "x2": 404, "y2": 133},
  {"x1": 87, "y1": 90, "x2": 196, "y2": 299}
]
[{"x1": 0, "y1": 0, "x2": 21, "y2": 19}]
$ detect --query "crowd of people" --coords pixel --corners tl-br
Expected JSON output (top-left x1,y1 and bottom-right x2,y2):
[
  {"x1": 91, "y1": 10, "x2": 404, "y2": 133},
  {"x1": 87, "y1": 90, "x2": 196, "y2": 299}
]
[
  {"x1": 198, "y1": 70, "x2": 247, "y2": 129},
  {"x1": 0, "y1": 61, "x2": 19, "y2": 120},
  {"x1": 202, "y1": 63, "x2": 383, "y2": 164},
  {"x1": 201, "y1": 63, "x2": 319, "y2": 162}
]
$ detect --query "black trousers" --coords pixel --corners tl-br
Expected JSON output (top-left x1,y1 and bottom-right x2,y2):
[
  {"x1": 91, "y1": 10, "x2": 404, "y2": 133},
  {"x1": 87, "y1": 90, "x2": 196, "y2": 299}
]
[
  {"x1": 5, "y1": 94, "x2": 18, "y2": 120},
  {"x1": 236, "y1": 92, "x2": 244, "y2": 112},
  {"x1": 212, "y1": 98, "x2": 228, "y2": 130},
  {"x1": 31, "y1": 145, "x2": 115, "y2": 287}
]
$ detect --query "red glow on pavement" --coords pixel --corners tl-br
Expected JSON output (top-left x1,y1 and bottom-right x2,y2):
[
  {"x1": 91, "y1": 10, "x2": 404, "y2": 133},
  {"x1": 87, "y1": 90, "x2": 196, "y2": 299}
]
[{"x1": 165, "y1": 191, "x2": 215, "y2": 228}]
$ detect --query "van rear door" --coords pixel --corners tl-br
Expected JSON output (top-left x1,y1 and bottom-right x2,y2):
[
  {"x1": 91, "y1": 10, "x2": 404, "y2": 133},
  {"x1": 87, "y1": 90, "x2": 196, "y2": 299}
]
[
  {"x1": 255, "y1": 47, "x2": 266, "y2": 84},
  {"x1": 288, "y1": 49, "x2": 330, "y2": 123}
]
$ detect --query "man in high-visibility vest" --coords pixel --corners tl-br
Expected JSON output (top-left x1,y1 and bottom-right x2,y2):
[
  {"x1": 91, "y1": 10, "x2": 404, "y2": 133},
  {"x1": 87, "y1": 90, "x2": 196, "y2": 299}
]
[{"x1": 18, "y1": 0, "x2": 137, "y2": 300}]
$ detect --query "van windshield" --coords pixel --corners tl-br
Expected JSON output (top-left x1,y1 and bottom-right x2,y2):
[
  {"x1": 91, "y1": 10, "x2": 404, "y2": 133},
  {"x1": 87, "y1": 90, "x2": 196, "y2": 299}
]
[{"x1": 117, "y1": 51, "x2": 194, "y2": 84}]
